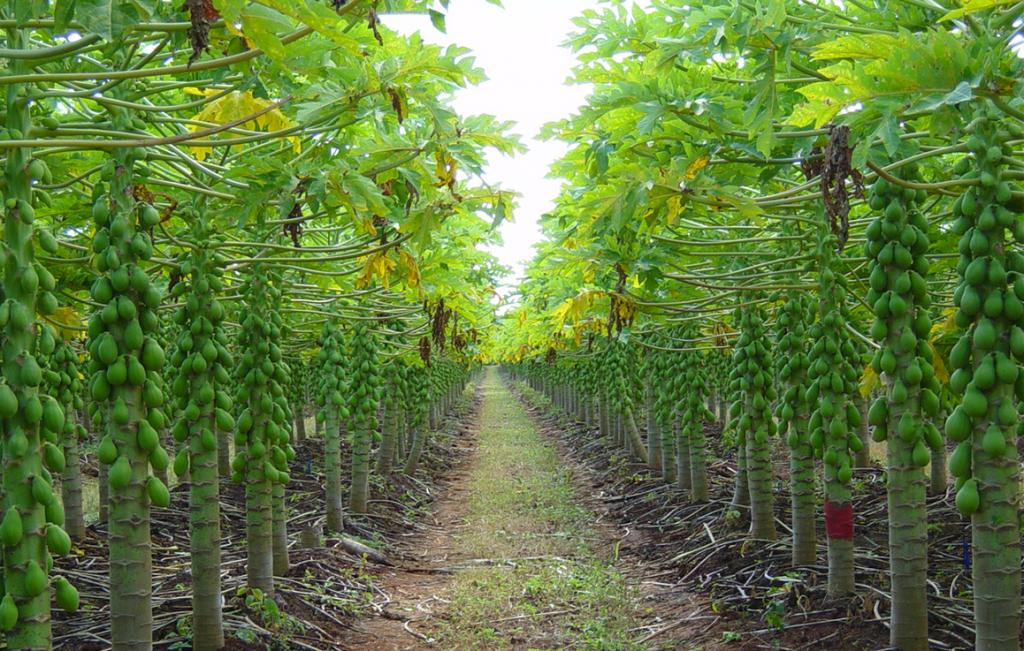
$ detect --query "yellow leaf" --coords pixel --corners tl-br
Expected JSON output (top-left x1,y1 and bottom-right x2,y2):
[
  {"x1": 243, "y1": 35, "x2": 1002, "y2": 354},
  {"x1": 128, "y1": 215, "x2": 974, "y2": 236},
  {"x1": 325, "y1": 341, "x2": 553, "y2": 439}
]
[
  {"x1": 188, "y1": 90, "x2": 300, "y2": 160},
  {"x1": 666, "y1": 195, "x2": 683, "y2": 226},
  {"x1": 356, "y1": 251, "x2": 397, "y2": 289},
  {"x1": 932, "y1": 348, "x2": 949, "y2": 384},
  {"x1": 399, "y1": 250, "x2": 421, "y2": 288},
  {"x1": 434, "y1": 152, "x2": 457, "y2": 189},
  {"x1": 859, "y1": 363, "x2": 878, "y2": 398},
  {"x1": 940, "y1": 0, "x2": 1016, "y2": 21},
  {"x1": 684, "y1": 154, "x2": 710, "y2": 180},
  {"x1": 359, "y1": 218, "x2": 378, "y2": 237},
  {"x1": 552, "y1": 290, "x2": 605, "y2": 330},
  {"x1": 50, "y1": 306, "x2": 83, "y2": 341},
  {"x1": 583, "y1": 263, "x2": 597, "y2": 283},
  {"x1": 930, "y1": 306, "x2": 958, "y2": 343}
]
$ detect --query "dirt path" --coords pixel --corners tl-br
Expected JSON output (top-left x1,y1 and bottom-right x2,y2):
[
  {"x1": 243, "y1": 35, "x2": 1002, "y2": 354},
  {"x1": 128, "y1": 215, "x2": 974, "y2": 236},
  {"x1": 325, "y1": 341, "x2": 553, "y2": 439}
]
[
  {"x1": 347, "y1": 368, "x2": 687, "y2": 650},
  {"x1": 344, "y1": 395, "x2": 483, "y2": 651}
]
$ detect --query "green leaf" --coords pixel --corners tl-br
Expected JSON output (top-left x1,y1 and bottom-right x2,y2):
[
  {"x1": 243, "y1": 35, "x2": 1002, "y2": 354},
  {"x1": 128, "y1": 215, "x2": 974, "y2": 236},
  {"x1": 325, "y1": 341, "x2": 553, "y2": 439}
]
[
  {"x1": 942, "y1": 80, "x2": 973, "y2": 105},
  {"x1": 75, "y1": 0, "x2": 139, "y2": 40},
  {"x1": 54, "y1": 0, "x2": 77, "y2": 31},
  {"x1": 429, "y1": 10, "x2": 447, "y2": 33}
]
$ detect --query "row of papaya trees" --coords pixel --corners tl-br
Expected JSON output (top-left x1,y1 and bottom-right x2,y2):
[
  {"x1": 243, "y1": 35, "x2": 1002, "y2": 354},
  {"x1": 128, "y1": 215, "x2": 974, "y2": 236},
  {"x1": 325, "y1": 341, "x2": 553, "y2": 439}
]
[
  {"x1": 490, "y1": 1, "x2": 1024, "y2": 650},
  {"x1": 0, "y1": 1, "x2": 507, "y2": 650}
]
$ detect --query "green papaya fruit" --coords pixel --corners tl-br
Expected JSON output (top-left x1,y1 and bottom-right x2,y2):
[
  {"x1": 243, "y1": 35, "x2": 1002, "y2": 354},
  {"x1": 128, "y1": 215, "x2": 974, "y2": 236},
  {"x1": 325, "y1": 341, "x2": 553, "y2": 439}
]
[
  {"x1": 201, "y1": 428, "x2": 216, "y2": 452},
  {"x1": 945, "y1": 407, "x2": 971, "y2": 442},
  {"x1": 0, "y1": 384, "x2": 17, "y2": 419},
  {"x1": 109, "y1": 456, "x2": 131, "y2": 490},
  {"x1": 43, "y1": 443, "x2": 65, "y2": 473},
  {"x1": 982, "y1": 425, "x2": 1007, "y2": 456},
  {"x1": 147, "y1": 476, "x2": 169, "y2": 508},
  {"x1": 955, "y1": 479, "x2": 980, "y2": 516},
  {"x1": 962, "y1": 388, "x2": 988, "y2": 418},
  {"x1": 46, "y1": 499, "x2": 64, "y2": 527},
  {"x1": 912, "y1": 440, "x2": 930, "y2": 467},
  {"x1": 141, "y1": 339, "x2": 164, "y2": 371},
  {"x1": 41, "y1": 398, "x2": 64, "y2": 434},
  {"x1": 949, "y1": 441, "x2": 971, "y2": 478},
  {"x1": 24, "y1": 560, "x2": 46, "y2": 597},
  {"x1": 150, "y1": 446, "x2": 169, "y2": 472},
  {"x1": 54, "y1": 576, "x2": 78, "y2": 613},
  {"x1": 0, "y1": 509, "x2": 23, "y2": 547},
  {"x1": 98, "y1": 435, "x2": 119, "y2": 465},
  {"x1": 31, "y1": 476, "x2": 53, "y2": 506},
  {"x1": 0, "y1": 595, "x2": 17, "y2": 630},
  {"x1": 47, "y1": 524, "x2": 71, "y2": 556},
  {"x1": 137, "y1": 421, "x2": 159, "y2": 452},
  {"x1": 173, "y1": 449, "x2": 189, "y2": 477}
]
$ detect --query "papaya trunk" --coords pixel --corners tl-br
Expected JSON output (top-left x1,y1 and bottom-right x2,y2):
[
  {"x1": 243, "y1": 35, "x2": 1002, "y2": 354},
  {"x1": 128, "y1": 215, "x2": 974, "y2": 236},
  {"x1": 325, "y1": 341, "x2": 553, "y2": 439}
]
[
  {"x1": 598, "y1": 393, "x2": 610, "y2": 442},
  {"x1": 324, "y1": 410, "x2": 343, "y2": 531},
  {"x1": 789, "y1": 418, "x2": 817, "y2": 566},
  {"x1": 645, "y1": 380, "x2": 661, "y2": 470},
  {"x1": 745, "y1": 422, "x2": 776, "y2": 539},
  {"x1": 675, "y1": 417, "x2": 691, "y2": 491},
  {"x1": 929, "y1": 439, "x2": 947, "y2": 495},
  {"x1": 294, "y1": 405, "x2": 306, "y2": 443},
  {"x1": 189, "y1": 408, "x2": 223, "y2": 651},
  {"x1": 152, "y1": 430, "x2": 169, "y2": 487},
  {"x1": 98, "y1": 462, "x2": 109, "y2": 525},
  {"x1": 350, "y1": 416, "x2": 372, "y2": 514},
  {"x1": 272, "y1": 482, "x2": 289, "y2": 576},
  {"x1": 403, "y1": 426, "x2": 425, "y2": 476},
  {"x1": 62, "y1": 429, "x2": 86, "y2": 541},
  {"x1": 109, "y1": 389, "x2": 153, "y2": 651},
  {"x1": 688, "y1": 413, "x2": 709, "y2": 502},
  {"x1": 886, "y1": 419, "x2": 928, "y2": 650},
  {"x1": 375, "y1": 402, "x2": 397, "y2": 476},
  {"x1": 245, "y1": 465, "x2": 273, "y2": 595},
  {"x1": 217, "y1": 429, "x2": 230, "y2": 479},
  {"x1": 854, "y1": 394, "x2": 871, "y2": 468},
  {"x1": 622, "y1": 408, "x2": 647, "y2": 461},
  {"x1": 730, "y1": 438, "x2": 750, "y2": 514},
  {"x1": 661, "y1": 416, "x2": 677, "y2": 484}
]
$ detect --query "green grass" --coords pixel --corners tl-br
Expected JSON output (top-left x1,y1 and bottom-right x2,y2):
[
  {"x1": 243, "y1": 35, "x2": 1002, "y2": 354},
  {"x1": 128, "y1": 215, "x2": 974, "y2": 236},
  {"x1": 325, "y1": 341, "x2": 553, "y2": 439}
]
[{"x1": 435, "y1": 369, "x2": 644, "y2": 650}]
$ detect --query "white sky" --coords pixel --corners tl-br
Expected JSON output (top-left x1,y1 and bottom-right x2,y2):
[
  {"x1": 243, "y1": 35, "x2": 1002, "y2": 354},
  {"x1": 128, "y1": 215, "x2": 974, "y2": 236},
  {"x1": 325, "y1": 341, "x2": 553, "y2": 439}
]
[{"x1": 386, "y1": 0, "x2": 598, "y2": 298}]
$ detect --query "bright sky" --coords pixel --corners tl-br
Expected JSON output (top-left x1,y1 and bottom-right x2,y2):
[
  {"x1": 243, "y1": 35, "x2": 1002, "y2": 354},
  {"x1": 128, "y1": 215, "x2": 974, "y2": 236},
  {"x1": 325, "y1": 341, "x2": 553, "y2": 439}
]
[{"x1": 386, "y1": 0, "x2": 597, "y2": 294}]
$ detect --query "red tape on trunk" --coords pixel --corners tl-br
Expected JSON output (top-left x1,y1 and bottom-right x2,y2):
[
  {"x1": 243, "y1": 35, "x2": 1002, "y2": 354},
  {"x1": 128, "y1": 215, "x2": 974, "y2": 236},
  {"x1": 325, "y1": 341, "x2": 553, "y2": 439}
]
[{"x1": 824, "y1": 500, "x2": 854, "y2": 540}]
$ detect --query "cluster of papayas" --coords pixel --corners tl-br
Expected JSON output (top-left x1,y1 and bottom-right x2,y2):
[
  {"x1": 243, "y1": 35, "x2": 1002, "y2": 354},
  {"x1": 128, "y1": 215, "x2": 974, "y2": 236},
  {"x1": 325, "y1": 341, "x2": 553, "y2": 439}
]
[
  {"x1": 232, "y1": 270, "x2": 295, "y2": 485},
  {"x1": 673, "y1": 327, "x2": 712, "y2": 434},
  {"x1": 864, "y1": 173, "x2": 943, "y2": 474},
  {"x1": 316, "y1": 325, "x2": 351, "y2": 427},
  {"x1": 86, "y1": 180, "x2": 169, "y2": 508},
  {"x1": 806, "y1": 237, "x2": 861, "y2": 486},
  {"x1": 602, "y1": 339, "x2": 635, "y2": 417},
  {"x1": 37, "y1": 330, "x2": 87, "y2": 484},
  {"x1": 648, "y1": 334, "x2": 676, "y2": 428},
  {"x1": 728, "y1": 307, "x2": 776, "y2": 446},
  {"x1": 167, "y1": 226, "x2": 238, "y2": 483},
  {"x1": 349, "y1": 322, "x2": 383, "y2": 426},
  {"x1": 944, "y1": 116, "x2": 1023, "y2": 517},
  {"x1": 406, "y1": 363, "x2": 429, "y2": 429},
  {"x1": 774, "y1": 292, "x2": 814, "y2": 449}
]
